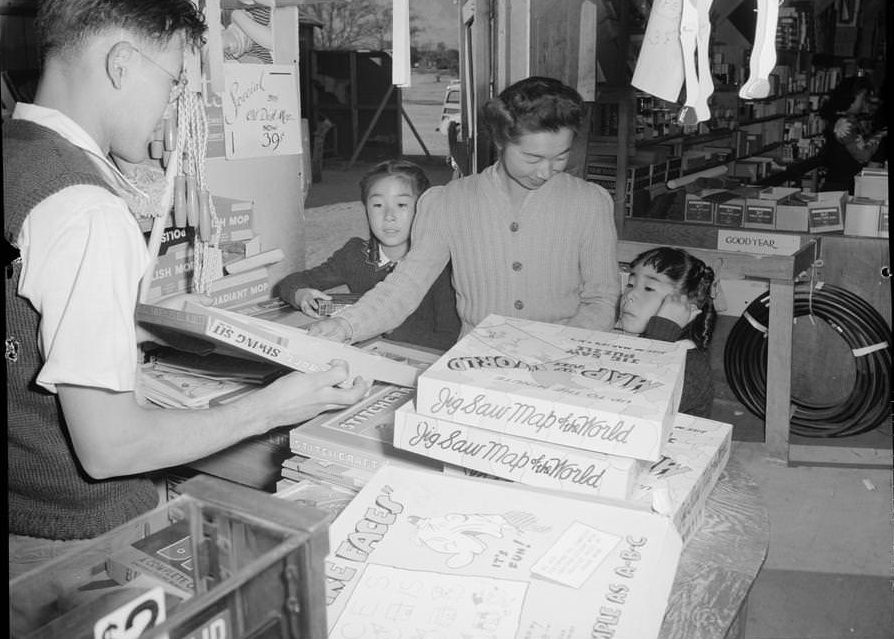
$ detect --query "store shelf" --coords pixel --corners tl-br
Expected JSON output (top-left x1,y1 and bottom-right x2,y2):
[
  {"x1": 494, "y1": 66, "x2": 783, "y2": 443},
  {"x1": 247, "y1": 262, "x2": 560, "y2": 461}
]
[{"x1": 738, "y1": 114, "x2": 787, "y2": 126}]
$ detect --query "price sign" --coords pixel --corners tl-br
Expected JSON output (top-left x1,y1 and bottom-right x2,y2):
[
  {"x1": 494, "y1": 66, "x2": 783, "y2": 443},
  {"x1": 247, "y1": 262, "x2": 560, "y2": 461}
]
[
  {"x1": 221, "y1": 63, "x2": 302, "y2": 160},
  {"x1": 93, "y1": 586, "x2": 166, "y2": 639}
]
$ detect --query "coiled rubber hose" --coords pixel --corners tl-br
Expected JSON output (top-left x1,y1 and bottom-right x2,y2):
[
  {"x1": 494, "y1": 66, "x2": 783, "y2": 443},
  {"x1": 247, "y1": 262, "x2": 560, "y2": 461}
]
[{"x1": 724, "y1": 284, "x2": 891, "y2": 437}]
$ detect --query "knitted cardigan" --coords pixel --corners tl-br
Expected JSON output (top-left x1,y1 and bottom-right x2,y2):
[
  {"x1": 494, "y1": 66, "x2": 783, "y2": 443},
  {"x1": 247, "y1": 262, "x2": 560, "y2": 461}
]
[
  {"x1": 338, "y1": 164, "x2": 620, "y2": 340},
  {"x1": 4, "y1": 119, "x2": 158, "y2": 540}
]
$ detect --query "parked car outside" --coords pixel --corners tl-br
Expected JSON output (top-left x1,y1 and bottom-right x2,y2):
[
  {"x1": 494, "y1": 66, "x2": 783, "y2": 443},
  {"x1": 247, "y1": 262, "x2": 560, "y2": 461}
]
[{"x1": 436, "y1": 81, "x2": 461, "y2": 135}]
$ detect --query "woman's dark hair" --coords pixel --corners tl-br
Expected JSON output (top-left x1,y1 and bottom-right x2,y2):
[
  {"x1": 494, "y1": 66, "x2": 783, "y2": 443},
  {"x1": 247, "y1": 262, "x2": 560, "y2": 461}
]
[
  {"x1": 36, "y1": 0, "x2": 207, "y2": 59},
  {"x1": 630, "y1": 247, "x2": 717, "y2": 350},
  {"x1": 819, "y1": 75, "x2": 875, "y2": 121},
  {"x1": 482, "y1": 76, "x2": 585, "y2": 147},
  {"x1": 359, "y1": 159, "x2": 431, "y2": 264}
]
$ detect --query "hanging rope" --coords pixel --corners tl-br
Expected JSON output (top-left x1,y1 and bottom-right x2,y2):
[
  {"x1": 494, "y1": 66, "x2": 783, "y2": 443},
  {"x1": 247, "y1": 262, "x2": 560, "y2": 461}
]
[{"x1": 175, "y1": 83, "x2": 223, "y2": 295}]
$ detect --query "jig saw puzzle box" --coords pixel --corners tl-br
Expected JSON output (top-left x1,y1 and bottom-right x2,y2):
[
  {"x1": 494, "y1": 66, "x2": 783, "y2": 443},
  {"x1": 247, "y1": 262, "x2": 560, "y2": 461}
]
[
  {"x1": 634, "y1": 414, "x2": 732, "y2": 544},
  {"x1": 393, "y1": 400, "x2": 640, "y2": 500},
  {"x1": 414, "y1": 315, "x2": 687, "y2": 462},
  {"x1": 325, "y1": 465, "x2": 682, "y2": 639},
  {"x1": 566, "y1": 413, "x2": 733, "y2": 545},
  {"x1": 395, "y1": 404, "x2": 732, "y2": 545}
]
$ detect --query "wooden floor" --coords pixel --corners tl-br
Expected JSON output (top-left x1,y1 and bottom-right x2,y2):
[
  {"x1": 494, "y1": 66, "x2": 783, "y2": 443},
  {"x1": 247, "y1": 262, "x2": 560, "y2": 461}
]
[{"x1": 732, "y1": 442, "x2": 893, "y2": 639}]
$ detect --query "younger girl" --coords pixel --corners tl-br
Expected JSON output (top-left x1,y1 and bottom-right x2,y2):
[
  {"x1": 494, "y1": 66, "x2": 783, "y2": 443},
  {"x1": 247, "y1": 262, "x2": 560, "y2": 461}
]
[
  {"x1": 275, "y1": 160, "x2": 461, "y2": 351},
  {"x1": 617, "y1": 247, "x2": 717, "y2": 417}
]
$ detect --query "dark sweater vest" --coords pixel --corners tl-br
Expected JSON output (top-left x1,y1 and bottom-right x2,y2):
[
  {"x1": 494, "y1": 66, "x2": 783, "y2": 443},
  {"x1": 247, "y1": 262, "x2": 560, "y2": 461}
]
[{"x1": 4, "y1": 119, "x2": 158, "y2": 540}]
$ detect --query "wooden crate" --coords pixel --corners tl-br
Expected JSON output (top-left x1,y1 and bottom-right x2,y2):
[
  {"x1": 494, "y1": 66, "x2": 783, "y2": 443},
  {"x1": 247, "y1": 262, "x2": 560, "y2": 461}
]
[{"x1": 9, "y1": 475, "x2": 330, "y2": 639}]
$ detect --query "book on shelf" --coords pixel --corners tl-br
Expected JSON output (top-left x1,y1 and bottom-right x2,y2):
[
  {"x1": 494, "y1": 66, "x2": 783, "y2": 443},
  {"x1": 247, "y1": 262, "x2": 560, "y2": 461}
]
[
  {"x1": 393, "y1": 400, "x2": 640, "y2": 500},
  {"x1": 325, "y1": 465, "x2": 682, "y2": 639},
  {"x1": 414, "y1": 315, "x2": 687, "y2": 462},
  {"x1": 289, "y1": 383, "x2": 441, "y2": 474},
  {"x1": 135, "y1": 301, "x2": 421, "y2": 387}
]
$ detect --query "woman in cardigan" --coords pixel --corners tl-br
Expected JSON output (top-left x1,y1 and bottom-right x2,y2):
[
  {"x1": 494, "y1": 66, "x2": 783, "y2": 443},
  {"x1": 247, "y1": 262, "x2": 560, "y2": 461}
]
[{"x1": 310, "y1": 76, "x2": 620, "y2": 344}]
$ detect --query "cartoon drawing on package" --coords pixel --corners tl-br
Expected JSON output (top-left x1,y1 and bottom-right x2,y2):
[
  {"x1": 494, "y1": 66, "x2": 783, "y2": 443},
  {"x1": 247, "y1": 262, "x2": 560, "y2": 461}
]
[{"x1": 408, "y1": 511, "x2": 549, "y2": 569}]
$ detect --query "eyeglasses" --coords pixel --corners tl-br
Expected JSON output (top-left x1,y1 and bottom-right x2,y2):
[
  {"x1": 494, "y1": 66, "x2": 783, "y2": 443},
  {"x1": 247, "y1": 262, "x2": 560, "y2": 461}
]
[{"x1": 132, "y1": 46, "x2": 187, "y2": 102}]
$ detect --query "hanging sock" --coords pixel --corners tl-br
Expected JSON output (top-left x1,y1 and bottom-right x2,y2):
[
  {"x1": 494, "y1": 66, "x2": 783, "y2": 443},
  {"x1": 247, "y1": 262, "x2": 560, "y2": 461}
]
[
  {"x1": 632, "y1": 0, "x2": 686, "y2": 103},
  {"x1": 739, "y1": 0, "x2": 779, "y2": 100},
  {"x1": 677, "y1": 0, "x2": 715, "y2": 124},
  {"x1": 679, "y1": 0, "x2": 700, "y2": 120},
  {"x1": 694, "y1": 0, "x2": 715, "y2": 122}
]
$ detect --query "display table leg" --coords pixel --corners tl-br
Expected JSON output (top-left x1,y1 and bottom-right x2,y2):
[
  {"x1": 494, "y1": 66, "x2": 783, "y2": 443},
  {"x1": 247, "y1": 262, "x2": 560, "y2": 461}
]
[{"x1": 766, "y1": 279, "x2": 794, "y2": 461}]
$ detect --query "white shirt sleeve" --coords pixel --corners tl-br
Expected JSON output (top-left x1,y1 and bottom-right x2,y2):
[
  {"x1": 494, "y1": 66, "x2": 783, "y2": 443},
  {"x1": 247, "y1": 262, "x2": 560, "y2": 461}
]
[{"x1": 17, "y1": 185, "x2": 150, "y2": 393}]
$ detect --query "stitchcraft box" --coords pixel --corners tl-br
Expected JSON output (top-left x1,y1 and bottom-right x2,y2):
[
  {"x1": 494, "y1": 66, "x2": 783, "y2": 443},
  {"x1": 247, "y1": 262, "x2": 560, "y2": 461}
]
[{"x1": 415, "y1": 315, "x2": 687, "y2": 461}]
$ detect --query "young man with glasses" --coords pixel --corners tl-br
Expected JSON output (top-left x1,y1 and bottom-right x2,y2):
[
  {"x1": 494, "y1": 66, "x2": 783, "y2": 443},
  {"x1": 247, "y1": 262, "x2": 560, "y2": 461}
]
[{"x1": 4, "y1": 0, "x2": 370, "y2": 577}]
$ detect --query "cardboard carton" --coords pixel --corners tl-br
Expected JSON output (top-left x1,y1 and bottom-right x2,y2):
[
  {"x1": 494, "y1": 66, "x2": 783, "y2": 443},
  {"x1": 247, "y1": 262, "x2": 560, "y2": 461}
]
[
  {"x1": 744, "y1": 198, "x2": 777, "y2": 229},
  {"x1": 806, "y1": 191, "x2": 846, "y2": 233},
  {"x1": 325, "y1": 465, "x2": 683, "y2": 639},
  {"x1": 854, "y1": 169, "x2": 888, "y2": 203},
  {"x1": 714, "y1": 195, "x2": 747, "y2": 227},
  {"x1": 684, "y1": 191, "x2": 718, "y2": 224},
  {"x1": 415, "y1": 315, "x2": 687, "y2": 462},
  {"x1": 393, "y1": 400, "x2": 641, "y2": 500},
  {"x1": 844, "y1": 197, "x2": 886, "y2": 237}
]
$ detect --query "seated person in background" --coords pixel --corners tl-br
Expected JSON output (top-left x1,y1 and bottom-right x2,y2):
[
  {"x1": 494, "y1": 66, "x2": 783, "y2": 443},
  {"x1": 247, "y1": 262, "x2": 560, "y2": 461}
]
[
  {"x1": 309, "y1": 76, "x2": 619, "y2": 344},
  {"x1": 819, "y1": 75, "x2": 887, "y2": 194},
  {"x1": 617, "y1": 247, "x2": 717, "y2": 418},
  {"x1": 276, "y1": 160, "x2": 461, "y2": 351}
]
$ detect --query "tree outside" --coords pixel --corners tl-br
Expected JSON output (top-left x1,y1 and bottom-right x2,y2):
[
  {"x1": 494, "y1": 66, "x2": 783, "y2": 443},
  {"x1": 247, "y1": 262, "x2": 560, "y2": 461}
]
[{"x1": 305, "y1": 0, "x2": 458, "y2": 74}]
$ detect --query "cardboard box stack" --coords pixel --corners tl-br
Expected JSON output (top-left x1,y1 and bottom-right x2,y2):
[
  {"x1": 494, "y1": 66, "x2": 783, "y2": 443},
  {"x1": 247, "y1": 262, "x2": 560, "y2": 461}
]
[
  {"x1": 682, "y1": 184, "x2": 848, "y2": 234},
  {"x1": 391, "y1": 314, "x2": 733, "y2": 544},
  {"x1": 278, "y1": 342, "x2": 444, "y2": 499}
]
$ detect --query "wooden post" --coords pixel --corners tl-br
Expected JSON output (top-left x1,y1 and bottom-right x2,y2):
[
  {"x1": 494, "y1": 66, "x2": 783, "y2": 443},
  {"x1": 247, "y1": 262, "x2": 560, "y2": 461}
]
[
  {"x1": 765, "y1": 279, "x2": 794, "y2": 462},
  {"x1": 346, "y1": 84, "x2": 395, "y2": 169},
  {"x1": 401, "y1": 106, "x2": 432, "y2": 158}
]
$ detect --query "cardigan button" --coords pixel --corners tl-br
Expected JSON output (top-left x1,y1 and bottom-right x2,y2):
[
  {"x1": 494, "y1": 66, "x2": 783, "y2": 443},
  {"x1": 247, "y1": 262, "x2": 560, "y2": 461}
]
[
  {"x1": 510, "y1": 222, "x2": 519, "y2": 232},
  {"x1": 512, "y1": 261, "x2": 522, "y2": 271},
  {"x1": 514, "y1": 300, "x2": 524, "y2": 310}
]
